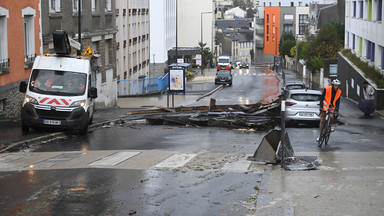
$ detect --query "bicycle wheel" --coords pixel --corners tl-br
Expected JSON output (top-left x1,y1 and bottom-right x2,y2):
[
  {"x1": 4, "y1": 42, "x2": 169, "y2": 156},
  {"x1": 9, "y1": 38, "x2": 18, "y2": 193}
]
[
  {"x1": 318, "y1": 119, "x2": 328, "y2": 147},
  {"x1": 324, "y1": 120, "x2": 331, "y2": 145}
]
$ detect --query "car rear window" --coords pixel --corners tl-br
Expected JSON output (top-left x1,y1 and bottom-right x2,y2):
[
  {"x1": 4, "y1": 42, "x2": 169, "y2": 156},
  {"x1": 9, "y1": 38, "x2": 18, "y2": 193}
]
[
  {"x1": 291, "y1": 94, "x2": 321, "y2": 101},
  {"x1": 286, "y1": 84, "x2": 305, "y2": 90}
]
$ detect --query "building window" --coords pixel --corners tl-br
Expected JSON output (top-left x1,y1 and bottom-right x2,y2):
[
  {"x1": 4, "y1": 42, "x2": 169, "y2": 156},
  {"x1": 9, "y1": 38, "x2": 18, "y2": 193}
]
[
  {"x1": 284, "y1": 24, "x2": 293, "y2": 33},
  {"x1": 267, "y1": 36, "x2": 269, "y2": 41},
  {"x1": 299, "y1": 26, "x2": 306, "y2": 35},
  {"x1": 367, "y1": 40, "x2": 375, "y2": 62},
  {"x1": 267, "y1": 14, "x2": 269, "y2": 23},
  {"x1": 291, "y1": 2, "x2": 294, "y2": 7},
  {"x1": 378, "y1": 0, "x2": 383, "y2": 21},
  {"x1": 360, "y1": 1, "x2": 363, "y2": 18},
  {"x1": 72, "y1": 0, "x2": 83, "y2": 12},
  {"x1": 132, "y1": 23, "x2": 137, "y2": 38},
  {"x1": 0, "y1": 8, "x2": 8, "y2": 70},
  {"x1": 368, "y1": 0, "x2": 372, "y2": 20},
  {"x1": 105, "y1": 40, "x2": 110, "y2": 65},
  {"x1": 266, "y1": 25, "x2": 269, "y2": 34},
  {"x1": 299, "y1": 2, "x2": 302, "y2": 6},
  {"x1": 352, "y1": 34, "x2": 355, "y2": 50},
  {"x1": 273, "y1": 14, "x2": 275, "y2": 23},
  {"x1": 49, "y1": 0, "x2": 61, "y2": 13},
  {"x1": 106, "y1": 0, "x2": 112, "y2": 12},
  {"x1": 92, "y1": 0, "x2": 100, "y2": 12},
  {"x1": 382, "y1": 46, "x2": 384, "y2": 69},
  {"x1": 353, "y1": 1, "x2": 357, "y2": 17},
  {"x1": 24, "y1": 15, "x2": 35, "y2": 63},
  {"x1": 299, "y1": 14, "x2": 308, "y2": 24}
]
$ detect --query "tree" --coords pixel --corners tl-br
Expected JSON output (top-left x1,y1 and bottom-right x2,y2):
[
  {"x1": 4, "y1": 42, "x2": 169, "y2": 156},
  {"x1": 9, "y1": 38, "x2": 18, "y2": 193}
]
[
  {"x1": 280, "y1": 40, "x2": 296, "y2": 57},
  {"x1": 198, "y1": 41, "x2": 214, "y2": 68},
  {"x1": 250, "y1": 49, "x2": 254, "y2": 62}
]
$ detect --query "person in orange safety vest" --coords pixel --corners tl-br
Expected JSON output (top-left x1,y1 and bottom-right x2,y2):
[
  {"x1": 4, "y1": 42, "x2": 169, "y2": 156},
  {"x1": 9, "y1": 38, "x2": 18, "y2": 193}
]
[{"x1": 316, "y1": 79, "x2": 342, "y2": 142}]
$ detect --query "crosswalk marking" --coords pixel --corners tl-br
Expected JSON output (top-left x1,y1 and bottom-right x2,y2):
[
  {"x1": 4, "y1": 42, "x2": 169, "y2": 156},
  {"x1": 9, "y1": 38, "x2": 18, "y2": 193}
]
[
  {"x1": 89, "y1": 152, "x2": 141, "y2": 166},
  {"x1": 0, "y1": 151, "x2": 257, "y2": 172},
  {"x1": 32, "y1": 153, "x2": 82, "y2": 168},
  {"x1": 0, "y1": 153, "x2": 26, "y2": 163},
  {"x1": 154, "y1": 153, "x2": 197, "y2": 169}
]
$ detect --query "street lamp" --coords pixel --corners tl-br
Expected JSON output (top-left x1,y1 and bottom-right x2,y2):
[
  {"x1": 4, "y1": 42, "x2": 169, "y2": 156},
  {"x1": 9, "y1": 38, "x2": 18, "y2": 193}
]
[{"x1": 200, "y1": 11, "x2": 212, "y2": 76}]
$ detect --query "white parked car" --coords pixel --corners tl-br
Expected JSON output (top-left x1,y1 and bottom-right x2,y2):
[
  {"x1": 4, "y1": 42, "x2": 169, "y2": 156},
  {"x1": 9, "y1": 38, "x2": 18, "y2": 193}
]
[{"x1": 285, "y1": 89, "x2": 322, "y2": 125}]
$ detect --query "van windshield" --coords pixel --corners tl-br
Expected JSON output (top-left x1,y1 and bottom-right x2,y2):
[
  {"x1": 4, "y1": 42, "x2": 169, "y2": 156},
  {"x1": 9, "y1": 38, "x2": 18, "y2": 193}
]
[
  {"x1": 29, "y1": 69, "x2": 87, "y2": 96},
  {"x1": 218, "y1": 58, "x2": 230, "y2": 64}
]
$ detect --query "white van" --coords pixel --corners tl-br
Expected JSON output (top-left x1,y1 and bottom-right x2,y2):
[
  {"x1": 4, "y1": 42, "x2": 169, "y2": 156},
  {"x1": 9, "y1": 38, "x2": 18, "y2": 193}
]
[
  {"x1": 217, "y1": 56, "x2": 232, "y2": 70},
  {"x1": 19, "y1": 30, "x2": 98, "y2": 134}
]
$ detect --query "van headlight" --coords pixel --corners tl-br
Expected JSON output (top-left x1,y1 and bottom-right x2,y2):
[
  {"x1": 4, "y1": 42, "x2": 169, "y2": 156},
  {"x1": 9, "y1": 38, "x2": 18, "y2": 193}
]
[
  {"x1": 70, "y1": 100, "x2": 86, "y2": 107},
  {"x1": 25, "y1": 95, "x2": 38, "y2": 104}
]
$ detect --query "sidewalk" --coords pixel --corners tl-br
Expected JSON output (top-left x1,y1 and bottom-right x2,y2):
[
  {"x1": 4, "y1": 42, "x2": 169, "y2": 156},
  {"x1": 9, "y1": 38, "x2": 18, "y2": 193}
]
[{"x1": 255, "y1": 69, "x2": 384, "y2": 216}]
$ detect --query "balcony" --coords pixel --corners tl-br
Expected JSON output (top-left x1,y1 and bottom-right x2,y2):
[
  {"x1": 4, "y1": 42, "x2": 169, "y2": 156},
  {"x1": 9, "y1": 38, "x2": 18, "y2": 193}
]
[
  {"x1": 255, "y1": 18, "x2": 264, "y2": 25},
  {"x1": 283, "y1": 19, "x2": 294, "y2": 24},
  {"x1": 132, "y1": 9, "x2": 137, "y2": 15},
  {"x1": 256, "y1": 40, "x2": 264, "y2": 48},
  {"x1": 133, "y1": 65, "x2": 138, "y2": 73},
  {"x1": 256, "y1": 29, "x2": 264, "y2": 35},
  {"x1": 133, "y1": 37, "x2": 137, "y2": 44}
]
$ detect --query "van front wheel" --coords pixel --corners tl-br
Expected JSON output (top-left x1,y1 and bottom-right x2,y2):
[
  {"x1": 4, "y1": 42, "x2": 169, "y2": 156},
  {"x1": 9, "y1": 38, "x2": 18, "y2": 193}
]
[{"x1": 79, "y1": 114, "x2": 89, "y2": 135}]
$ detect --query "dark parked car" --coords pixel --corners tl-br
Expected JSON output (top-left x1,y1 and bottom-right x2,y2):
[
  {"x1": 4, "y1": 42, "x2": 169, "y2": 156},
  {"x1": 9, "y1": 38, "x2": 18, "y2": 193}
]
[
  {"x1": 215, "y1": 70, "x2": 232, "y2": 86},
  {"x1": 282, "y1": 80, "x2": 306, "y2": 98},
  {"x1": 239, "y1": 61, "x2": 249, "y2": 69}
]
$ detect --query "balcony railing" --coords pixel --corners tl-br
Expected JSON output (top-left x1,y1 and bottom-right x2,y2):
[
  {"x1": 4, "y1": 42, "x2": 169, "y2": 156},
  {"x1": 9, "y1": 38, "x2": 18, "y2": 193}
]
[
  {"x1": 25, "y1": 54, "x2": 36, "y2": 68},
  {"x1": 0, "y1": 58, "x2": 10, "y2": 69}
]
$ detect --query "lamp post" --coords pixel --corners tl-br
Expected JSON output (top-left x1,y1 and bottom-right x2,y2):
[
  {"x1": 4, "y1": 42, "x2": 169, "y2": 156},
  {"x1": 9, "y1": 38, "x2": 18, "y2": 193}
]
[{"x1": 201, "y1": 11, "x2": 212, "y2": 76}]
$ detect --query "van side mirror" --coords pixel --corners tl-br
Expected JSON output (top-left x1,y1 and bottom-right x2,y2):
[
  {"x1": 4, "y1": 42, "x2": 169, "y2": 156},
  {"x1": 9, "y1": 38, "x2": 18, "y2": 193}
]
[
  {"x1": 88, "y1": 87, "x2": 98, "y2": 98},
  {"x1": 19, "y1": 81, "x2": 27, "y2": 93}
]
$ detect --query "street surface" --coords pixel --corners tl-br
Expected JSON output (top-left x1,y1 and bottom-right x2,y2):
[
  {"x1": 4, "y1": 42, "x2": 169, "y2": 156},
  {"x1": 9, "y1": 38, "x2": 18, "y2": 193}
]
[{"x1": 1, "y1": 67, "x2": 384, "y2": 215}]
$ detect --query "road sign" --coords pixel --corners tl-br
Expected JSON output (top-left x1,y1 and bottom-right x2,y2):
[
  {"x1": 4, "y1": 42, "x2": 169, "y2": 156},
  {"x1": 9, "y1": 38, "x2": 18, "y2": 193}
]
[{"x1": 82, "y1": 46, "x2": 94, "y2": 57}]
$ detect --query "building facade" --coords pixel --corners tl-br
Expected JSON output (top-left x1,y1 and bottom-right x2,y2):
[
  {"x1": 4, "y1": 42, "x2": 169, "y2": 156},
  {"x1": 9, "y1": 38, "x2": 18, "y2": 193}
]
[
  {"x1": 116, "y1": 0, "x2": 150, "y2": 80},
  {"x1": 149, "y1": 0, "x2": 176, "y2": 75},
  {"x1": 344, "y1": 0, "x2": 383, "y2": 72},
  {"x1": 0, "y1": 0, "x2": 42, "y2": 119}
]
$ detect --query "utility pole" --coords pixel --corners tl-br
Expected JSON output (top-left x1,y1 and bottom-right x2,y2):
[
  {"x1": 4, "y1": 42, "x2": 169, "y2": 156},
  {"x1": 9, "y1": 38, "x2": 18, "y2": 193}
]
[{"x1": 77, "y1": 0, "x2": 82, "y2": 56}]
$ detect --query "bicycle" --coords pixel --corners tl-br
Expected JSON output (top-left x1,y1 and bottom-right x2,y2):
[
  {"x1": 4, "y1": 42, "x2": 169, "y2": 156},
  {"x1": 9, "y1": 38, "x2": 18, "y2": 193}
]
[{"x1": 318, "y1": 110, "x2": 332, "y2": 147}]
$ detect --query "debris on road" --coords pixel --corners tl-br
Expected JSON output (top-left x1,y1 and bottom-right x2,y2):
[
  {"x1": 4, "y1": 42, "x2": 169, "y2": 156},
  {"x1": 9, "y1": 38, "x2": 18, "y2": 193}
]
[{"x1": 124, "y1": 98, "x2": 282, "y2": 130}]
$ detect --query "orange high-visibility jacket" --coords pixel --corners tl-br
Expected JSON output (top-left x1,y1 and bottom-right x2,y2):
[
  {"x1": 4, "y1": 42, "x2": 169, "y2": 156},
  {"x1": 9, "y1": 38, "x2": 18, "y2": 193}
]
[{"x1": 322, "y1": 86, "x2": 341, "y2": 111}]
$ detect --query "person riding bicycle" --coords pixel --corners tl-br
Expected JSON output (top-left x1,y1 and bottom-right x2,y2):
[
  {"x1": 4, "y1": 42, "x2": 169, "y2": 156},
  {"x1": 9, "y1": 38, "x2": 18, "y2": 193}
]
[{"x1": 316, "y1": 79, "x2": 342, "y2": 142}]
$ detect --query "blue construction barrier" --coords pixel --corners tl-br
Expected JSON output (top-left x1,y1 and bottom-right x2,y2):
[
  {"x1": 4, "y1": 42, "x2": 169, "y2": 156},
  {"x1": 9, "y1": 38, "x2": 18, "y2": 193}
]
[{"x1": 117, "y1": 73, "x2": 169, "y2": 96}]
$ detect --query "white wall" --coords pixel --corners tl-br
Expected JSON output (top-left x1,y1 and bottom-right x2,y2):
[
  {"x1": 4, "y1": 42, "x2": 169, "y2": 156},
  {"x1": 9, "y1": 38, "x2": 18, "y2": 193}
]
[
  {"x1": 178, "y1": 0, "x2": 214, "y2": 50},
  {"x1": 150, "y1": 0, "x2": 176, "y2": 64},
  {"x1": 96, "y1": 68, "x2": 117, "y2": 107}
]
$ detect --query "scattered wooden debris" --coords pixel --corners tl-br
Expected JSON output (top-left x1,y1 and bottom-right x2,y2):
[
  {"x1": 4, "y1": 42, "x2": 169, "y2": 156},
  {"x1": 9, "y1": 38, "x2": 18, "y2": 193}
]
[{"x1": 125, "y1": 98, "x2": 282, "y2": 130}]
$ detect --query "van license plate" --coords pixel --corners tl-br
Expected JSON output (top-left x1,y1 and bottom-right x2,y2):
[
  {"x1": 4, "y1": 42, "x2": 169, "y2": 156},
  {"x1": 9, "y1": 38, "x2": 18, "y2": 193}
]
[{"x1": 44, "y1": 120, "x2": 61, "y2": 125}]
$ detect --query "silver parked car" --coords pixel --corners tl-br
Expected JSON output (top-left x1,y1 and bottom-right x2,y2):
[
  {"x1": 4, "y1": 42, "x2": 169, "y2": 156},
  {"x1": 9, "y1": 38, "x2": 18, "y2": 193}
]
[
  {"x1": 285, "y1": 89, "x2": 322, "y2": 124},
  {"x1": 281, "y1": 80, "x2": 306, "y2": 98}
]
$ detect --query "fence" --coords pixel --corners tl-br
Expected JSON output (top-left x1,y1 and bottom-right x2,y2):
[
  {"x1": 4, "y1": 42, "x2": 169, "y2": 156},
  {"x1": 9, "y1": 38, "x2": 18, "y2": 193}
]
[{"x1": 117, "y1": 73, "x2": 169, "y2": 96}]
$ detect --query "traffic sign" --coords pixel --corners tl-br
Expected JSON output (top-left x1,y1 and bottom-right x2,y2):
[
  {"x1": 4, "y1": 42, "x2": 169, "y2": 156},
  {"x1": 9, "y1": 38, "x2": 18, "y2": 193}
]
[{"x1": 82, "y1": 46, "x2": 94, "y2": 57}]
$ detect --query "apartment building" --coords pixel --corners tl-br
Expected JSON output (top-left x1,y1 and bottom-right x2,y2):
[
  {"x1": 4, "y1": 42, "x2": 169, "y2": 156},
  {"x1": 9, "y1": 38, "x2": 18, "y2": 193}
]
[
  {"x1": 0, "y1": 0, "x2": 42, "y2": 119},
  {"x1": 116, "y1": 0, "x2": 150, "y2": 80},
  {"x1": 344, "y1": 0, "x2": 383, "y2": 71},
  {"x1": 340, "y1": 0, "x2": 384, "y2": 109}
]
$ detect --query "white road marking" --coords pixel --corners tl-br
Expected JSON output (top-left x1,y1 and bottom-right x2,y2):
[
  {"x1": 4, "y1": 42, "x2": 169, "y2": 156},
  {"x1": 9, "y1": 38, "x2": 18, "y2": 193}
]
[
  {"x1": 154, "y1": 153, "x2": 197, "y2": 169},
  {"x1": 89, "y1": 152, "x2": 141, "y2": 166}
]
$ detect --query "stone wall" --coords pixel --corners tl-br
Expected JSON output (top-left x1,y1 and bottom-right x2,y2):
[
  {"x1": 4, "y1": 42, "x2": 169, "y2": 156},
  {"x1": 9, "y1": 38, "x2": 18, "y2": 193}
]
[
  {"x1": 0, "y1": 83, "x2": 24, "y2": 120},
  {"x1": 338, "y1": 52, "x2": 384, "y2": 110}
]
